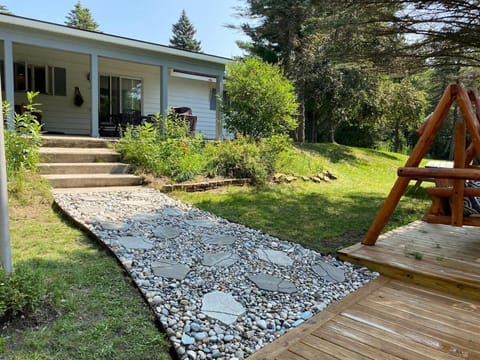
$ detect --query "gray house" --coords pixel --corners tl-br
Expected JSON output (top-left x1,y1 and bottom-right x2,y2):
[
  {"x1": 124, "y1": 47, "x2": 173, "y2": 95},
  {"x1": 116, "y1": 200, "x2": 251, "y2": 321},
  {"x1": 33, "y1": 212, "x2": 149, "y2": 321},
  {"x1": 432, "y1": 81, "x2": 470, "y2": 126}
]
[{"x1": 0, "y1": 14, "x2": 229, "y2": 138}]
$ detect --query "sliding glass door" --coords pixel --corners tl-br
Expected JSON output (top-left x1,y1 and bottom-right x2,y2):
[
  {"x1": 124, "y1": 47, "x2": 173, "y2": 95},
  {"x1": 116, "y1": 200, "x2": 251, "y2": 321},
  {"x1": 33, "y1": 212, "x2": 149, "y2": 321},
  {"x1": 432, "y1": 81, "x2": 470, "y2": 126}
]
[{"x1": 99, "y1": 75, "x2": 142, "y2": 125}]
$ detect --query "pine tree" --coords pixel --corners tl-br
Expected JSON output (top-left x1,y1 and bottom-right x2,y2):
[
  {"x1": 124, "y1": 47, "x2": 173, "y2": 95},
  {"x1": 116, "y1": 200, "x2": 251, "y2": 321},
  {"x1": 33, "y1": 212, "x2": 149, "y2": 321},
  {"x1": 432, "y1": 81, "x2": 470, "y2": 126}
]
[
  {"x1": 0, "y1": 5, "x2": 12, "y2": 14},
  {"x1": 169, "y1": 10, "x2": 201, "y2": 52},
  {"x1": 65, "y1": 1, "x2": 99, "y2": 31}
]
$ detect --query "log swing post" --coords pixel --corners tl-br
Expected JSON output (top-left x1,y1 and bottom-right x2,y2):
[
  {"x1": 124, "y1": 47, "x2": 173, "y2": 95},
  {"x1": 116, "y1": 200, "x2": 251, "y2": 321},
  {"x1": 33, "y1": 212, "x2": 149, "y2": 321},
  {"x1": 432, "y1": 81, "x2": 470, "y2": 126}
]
[
  {"x1": 362, "y1": 85, "x2": 455, "y2": 245},
  {"x1": 450, "y1": 118, "x2": 466, "y2": 226}
]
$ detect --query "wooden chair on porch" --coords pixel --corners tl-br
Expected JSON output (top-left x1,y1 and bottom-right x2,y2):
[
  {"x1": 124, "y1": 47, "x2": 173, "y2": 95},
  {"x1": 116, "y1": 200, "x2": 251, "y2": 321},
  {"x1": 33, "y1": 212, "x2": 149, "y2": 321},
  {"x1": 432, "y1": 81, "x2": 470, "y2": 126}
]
[{"x1": 363, "y1": 84, "x2": 480, "y2": 245}]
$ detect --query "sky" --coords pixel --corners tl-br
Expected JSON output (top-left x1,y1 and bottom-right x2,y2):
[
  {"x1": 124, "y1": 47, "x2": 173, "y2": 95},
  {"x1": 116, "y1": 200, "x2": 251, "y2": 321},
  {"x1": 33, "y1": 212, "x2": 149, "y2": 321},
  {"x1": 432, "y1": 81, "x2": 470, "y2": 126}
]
[{"x1": 1, "y1": 0, "x2": 250, "y2": 59}]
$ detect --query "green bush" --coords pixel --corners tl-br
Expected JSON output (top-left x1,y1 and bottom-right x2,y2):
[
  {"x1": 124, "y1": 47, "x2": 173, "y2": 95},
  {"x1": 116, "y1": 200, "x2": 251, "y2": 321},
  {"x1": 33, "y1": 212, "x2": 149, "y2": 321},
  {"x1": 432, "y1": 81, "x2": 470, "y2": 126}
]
[
  {"x1": 206, "y1": 135, "x2": 291, "y2": 185},
  {"x1": 0, "y1": 264, "x2": 47, "y2": 319},
  {"x1": 116, "y1": 115, "x2": 207, "y2": 183},
  {"x1": 4, "y1": 92, "x2": 42, "y2": 178},
  {"x1": 223, "y1": 57, "x2": 298, "y2": 140}
]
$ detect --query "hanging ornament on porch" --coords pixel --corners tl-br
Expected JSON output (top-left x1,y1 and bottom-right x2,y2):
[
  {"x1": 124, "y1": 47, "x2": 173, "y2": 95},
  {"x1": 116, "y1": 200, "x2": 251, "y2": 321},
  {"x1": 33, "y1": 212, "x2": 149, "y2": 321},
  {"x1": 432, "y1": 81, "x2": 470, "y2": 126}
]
[{"x1": 74, "y1": 86, "x2": 84, "y2": 107}]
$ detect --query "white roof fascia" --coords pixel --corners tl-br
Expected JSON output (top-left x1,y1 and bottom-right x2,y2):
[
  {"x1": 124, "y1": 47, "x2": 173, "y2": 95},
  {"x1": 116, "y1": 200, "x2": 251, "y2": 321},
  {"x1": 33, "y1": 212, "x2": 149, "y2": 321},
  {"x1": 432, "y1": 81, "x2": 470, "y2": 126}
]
[{"x1": 0, "y1": 14, "x2": 231, "y2": 66}]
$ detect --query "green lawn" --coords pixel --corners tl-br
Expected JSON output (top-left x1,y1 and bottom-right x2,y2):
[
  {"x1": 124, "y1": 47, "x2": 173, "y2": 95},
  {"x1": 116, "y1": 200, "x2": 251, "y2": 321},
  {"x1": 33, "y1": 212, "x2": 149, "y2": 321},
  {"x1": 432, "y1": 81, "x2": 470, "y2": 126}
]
[
  {"x1": 1, "y1": 178, "x2": 170, "y2": 360},
  {"x1": 173, "y1": 143, "x2": 431, "y2": 254}
]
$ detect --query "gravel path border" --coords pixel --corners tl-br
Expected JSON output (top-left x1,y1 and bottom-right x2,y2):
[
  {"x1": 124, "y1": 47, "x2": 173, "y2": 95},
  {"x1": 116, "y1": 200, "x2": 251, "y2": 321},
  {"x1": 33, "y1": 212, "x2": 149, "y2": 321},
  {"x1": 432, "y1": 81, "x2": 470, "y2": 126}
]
[{"x1": 54, "y1": 188, "x2": 377, "y2": 360}]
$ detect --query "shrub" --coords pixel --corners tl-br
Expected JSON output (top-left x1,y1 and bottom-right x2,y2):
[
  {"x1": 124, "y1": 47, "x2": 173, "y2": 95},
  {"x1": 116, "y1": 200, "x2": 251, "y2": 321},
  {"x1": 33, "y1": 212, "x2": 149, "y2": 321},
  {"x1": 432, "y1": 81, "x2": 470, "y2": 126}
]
[
  {"x1": 4, "y1": 92, "x2": 42, "y2": 178},
  {"x1": 0, "y1": 264, "x2": 47, "y2": 319},
  {"x1": 116, "y1": 115, "x2": 207, "y2": 183},
  {"x1": 223, "y1": 57, "x2": 298, "y2": 140},
  {"x1": 206, "y1": 135, "x2": 291, "y2": 185}
]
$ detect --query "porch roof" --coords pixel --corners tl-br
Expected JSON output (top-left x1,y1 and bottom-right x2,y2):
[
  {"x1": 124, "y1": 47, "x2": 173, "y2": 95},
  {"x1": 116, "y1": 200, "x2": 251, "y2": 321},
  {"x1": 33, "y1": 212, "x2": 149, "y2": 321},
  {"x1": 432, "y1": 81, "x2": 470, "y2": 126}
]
[{"x1": 0, "y1": 13, "x2": 231, "y2": 66}]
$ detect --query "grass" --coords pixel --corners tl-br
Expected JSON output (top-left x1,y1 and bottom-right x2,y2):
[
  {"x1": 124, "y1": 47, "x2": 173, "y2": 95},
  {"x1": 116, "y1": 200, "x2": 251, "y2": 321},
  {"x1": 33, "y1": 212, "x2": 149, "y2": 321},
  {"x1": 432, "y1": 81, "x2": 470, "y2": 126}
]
[
  {"x1": 173, "y1": 143, "x2": 431, "y2": 254},
  {"x1": 1, "y1": 175, "x2": 170, "y2": 360}
]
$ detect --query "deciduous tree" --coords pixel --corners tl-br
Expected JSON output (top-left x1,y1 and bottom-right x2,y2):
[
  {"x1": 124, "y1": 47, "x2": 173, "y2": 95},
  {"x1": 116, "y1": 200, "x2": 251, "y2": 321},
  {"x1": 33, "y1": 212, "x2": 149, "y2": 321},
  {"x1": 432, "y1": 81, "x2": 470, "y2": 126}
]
[{"x1": 223, "y1": 57, "x2": 298, "y2": 140}]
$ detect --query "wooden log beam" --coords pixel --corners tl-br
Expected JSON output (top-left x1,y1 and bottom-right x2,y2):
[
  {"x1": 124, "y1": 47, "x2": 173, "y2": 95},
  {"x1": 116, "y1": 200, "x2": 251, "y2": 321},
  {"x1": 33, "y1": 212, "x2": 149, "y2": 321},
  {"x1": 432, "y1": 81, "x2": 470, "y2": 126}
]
[
  {"x1": 426, "y1": 187, "x2": 480, "y2": 197},
  {"x1": 457, "y1": 86, "x2": 480, "y2": 160},
  {"x1": 398, "y1": 167, "x2": 480, "y2": 180},
  {"x1": 362, "y1": 85, "x2": 454, "y2": 245},
  {"x1": 423, "y1": 214, "x2": 480, "y2": 226}
]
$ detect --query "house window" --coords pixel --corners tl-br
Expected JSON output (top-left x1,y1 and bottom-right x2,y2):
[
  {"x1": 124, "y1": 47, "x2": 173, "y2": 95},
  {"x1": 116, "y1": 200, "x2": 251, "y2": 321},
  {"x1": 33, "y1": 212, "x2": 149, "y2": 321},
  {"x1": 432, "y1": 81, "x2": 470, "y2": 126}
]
[
  {"x1": 14, "y1": 62, "x2": 26, "y2": 91},
  {"x1": 14, "y1": 62, "x2": 66, "y2": 96},
  {"x1": 210, "y1": 88, "x2": 228, "y2": 110},
  {"x1": 53, "y1": 67, "x2": 67, "y2": 96},
  {"x1": 210, "y1": 88, "x2": 217, "y2": 110}
]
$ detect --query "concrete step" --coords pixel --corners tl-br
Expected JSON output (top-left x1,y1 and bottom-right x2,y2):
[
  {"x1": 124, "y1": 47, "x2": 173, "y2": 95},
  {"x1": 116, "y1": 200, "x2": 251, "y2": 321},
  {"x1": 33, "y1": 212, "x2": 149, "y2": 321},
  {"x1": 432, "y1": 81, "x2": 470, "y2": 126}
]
[
  {"x1": 42, "y1": 174, "x2": 143, "y2": 188},
  {"x1": 37, "y1": 162, "x2": 131, "y2": 175},
  {"x1": 40, "y1": 147, "x2": 121, "y2": 163},
  {"x1": 41, "y1": 135, "x2": 116, "y2": 148}
]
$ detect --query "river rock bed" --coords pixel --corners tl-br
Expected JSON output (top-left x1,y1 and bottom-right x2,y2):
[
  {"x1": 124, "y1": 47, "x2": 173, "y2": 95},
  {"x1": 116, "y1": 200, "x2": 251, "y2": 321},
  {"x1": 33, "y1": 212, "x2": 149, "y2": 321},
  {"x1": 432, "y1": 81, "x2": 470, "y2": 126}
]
[{"x1": 54, "y1": 188, "x2": 377, "y2": 360}]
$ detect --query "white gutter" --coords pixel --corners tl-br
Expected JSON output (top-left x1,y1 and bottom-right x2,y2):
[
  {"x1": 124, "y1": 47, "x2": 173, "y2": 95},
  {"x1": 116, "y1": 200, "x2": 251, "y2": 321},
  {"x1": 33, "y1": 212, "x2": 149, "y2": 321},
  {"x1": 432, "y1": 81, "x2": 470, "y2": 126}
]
[{"x1": 0, "y1": 14, "x2": 231, "y2": 66}]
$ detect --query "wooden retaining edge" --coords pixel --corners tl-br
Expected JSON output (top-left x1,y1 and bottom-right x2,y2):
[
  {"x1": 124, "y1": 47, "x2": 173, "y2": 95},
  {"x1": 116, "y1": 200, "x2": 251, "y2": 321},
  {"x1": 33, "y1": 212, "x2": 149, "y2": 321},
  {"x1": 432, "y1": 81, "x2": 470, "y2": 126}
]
[{"x1": 160, "y1": 178, "x2": 251, "y2": 193}]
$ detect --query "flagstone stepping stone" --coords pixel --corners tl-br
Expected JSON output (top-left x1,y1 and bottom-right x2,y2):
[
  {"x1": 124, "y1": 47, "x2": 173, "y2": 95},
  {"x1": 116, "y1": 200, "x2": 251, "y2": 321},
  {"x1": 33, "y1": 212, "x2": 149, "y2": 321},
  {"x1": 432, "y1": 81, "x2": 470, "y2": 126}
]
[
  {"x1": 80, "y1": 196, "x2": 103, "y2": 202},
  {"x1": 77, "y1": 206, "x2": 105, "y2": 214},
  {"x1": 248, "y1": 274, "x2": 297, "y2": 294},
  {"x1": 116, "y1": 236, "x2": 154, "y2": 250},
  {"x1": 130, "y1": 214, "x2": 161, "y2": 223},
  {"x1": 152, "y1": 260, "x2": 191, "y2": 280},
  {"x1": 201, "y1": 291, "x2": 245, "y2": 325},
  {"x1": 99, "y1": 220, "x2": 128, "y2": 231},
  {"x1": 312, "y1": 261, "x2": 345, "y2": 283},
  {"x1": 153, "y1": 225, "x2": 182, "y2": 239},
  {"x1": 161, "y1": 207, "x2": 185, "y2": 217},
  {"x1": 202, "y1": 252, "x2": 240, "y2": 267},
  {"x1": 202, "y1": 234, "x2": 237, "y2": 246},
  {"x1": 185, "y1": 219, "x2": 217, "y2": 228},
  {"x1": 121, "y1": 200, "x2": 151, "y2": 206},
  {"x1": 256, "y1": 249, "x2": 294, "y2": 266}
]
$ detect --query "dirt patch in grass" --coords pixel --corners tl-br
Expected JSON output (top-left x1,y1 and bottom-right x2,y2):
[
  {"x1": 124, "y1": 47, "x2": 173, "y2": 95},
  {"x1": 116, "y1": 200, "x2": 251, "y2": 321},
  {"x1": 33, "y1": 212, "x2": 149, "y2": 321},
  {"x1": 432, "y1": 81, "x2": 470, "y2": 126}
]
[{"x1": 1, "y1": 303, "x2": 58, "y2": 351}]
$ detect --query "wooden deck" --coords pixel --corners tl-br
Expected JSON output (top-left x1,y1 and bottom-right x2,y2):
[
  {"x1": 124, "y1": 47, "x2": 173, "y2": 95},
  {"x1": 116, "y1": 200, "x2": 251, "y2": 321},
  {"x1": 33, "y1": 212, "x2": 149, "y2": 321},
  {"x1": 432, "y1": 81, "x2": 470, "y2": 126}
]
[
  {"x1": 339, "y1": 220, "x2": 480, "y2": 300},
  {"x1": 248, "y1": 221, "x2": 480, "y2": 359},
  {"x1": 248, "y1": 276, "x2": 480, "y2": 360}
]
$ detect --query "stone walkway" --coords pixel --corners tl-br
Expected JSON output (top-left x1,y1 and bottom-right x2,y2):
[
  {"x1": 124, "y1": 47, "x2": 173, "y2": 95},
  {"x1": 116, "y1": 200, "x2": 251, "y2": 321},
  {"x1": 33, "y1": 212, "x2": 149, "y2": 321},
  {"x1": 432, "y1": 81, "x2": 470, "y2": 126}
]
[{"x1": 54, "y1": 188, "x2": 377, "y2": 360}]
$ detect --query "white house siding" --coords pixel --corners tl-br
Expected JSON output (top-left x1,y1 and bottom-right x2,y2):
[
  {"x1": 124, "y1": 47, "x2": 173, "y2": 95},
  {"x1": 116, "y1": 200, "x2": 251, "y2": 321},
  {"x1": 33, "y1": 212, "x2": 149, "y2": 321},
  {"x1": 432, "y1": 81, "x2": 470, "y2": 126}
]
[
  {"x1": 12, "y1": 44, "x2": 91, "y2": 135},
  {"x1": 99, "y1": 58, "x2": 161, "y2": 116},
  {"x1": 168, "y1": 76, "x2": 216, "y2": 139}
]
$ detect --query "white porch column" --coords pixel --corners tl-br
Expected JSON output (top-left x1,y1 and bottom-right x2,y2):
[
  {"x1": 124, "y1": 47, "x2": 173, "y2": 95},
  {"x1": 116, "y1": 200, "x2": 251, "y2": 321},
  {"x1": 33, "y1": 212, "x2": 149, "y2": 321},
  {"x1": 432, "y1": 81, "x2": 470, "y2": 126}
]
[
  {"x1": 160, "y1": 65, "x2": 169, "y2": 119},
  {"x1": 3, "y1": 39, "x2": 14, "y2": 129},
  {"x1": 215, "y1": 74, "x2": 224, "y2": 139},
  {"x1": 90, "y1": 53, "x2": 99, "y2": 137}
]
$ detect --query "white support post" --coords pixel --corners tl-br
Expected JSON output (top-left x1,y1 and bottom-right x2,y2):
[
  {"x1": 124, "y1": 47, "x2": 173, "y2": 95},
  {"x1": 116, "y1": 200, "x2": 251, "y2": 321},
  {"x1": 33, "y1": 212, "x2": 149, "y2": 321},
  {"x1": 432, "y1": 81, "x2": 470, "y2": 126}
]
[
  {"x1": 90, "y1": 53, "x2": 99, "y2": 137},
  {"x1": 215, "y1": 74, "x2": 224, "y2": 139},
  {"x1": 0, "y1": 76, "x2": 12, "y2": 274},
  {"x1": 160, "y1": 65, "x2": 169, "y2": 119},
  {"x1": 3, "y1": 39, "x2": 14, "y2": 129}
]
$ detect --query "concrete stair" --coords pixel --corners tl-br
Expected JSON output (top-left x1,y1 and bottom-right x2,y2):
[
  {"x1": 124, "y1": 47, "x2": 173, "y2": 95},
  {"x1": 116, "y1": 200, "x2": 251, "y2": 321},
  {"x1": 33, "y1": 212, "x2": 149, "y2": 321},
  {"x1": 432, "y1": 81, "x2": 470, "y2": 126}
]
[{"x1": 39, "y1": 136, "x2": 143, "y2": 189}]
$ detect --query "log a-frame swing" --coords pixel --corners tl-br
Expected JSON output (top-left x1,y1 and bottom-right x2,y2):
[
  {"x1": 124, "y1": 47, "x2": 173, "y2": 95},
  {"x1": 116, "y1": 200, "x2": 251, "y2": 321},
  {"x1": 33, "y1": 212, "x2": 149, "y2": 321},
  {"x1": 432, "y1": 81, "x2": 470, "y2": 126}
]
[{"x1": 363, "y1": 83, "x2": 480, "y2": 246}]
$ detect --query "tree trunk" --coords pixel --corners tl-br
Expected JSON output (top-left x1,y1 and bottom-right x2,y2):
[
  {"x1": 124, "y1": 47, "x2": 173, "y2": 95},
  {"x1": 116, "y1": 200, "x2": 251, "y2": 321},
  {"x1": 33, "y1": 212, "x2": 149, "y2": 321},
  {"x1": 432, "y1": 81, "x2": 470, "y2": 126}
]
[
  {"x1": 329, "y1": 121, "x2": 336, "y2": 143},
  {"x1": 393, "y1": 118, "x2": 400, "y2": 153},
  {"x1": 296, "y1": 93, "x2": 305, "y2": 143}
]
